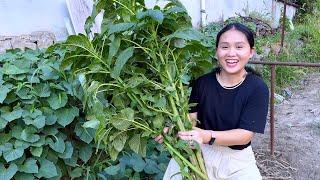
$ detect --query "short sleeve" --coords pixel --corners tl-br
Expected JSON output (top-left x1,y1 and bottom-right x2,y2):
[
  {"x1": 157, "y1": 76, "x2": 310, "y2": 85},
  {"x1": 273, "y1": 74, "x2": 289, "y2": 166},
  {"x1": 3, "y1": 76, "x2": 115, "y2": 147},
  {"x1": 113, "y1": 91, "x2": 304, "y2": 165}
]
[
  {"x1": 189, "y1": 79, "x2": 201, "y2": 113},
  {"x1": 239, "y1": 83, "x2": 269, "y2": 133}
]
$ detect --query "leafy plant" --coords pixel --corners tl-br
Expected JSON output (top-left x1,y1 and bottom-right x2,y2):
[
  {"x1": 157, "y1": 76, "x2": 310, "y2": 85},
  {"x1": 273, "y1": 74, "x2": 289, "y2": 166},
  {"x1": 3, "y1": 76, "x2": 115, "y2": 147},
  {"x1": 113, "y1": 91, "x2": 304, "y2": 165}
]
[
  {"x1": 58, "y1": 0, "x2": 213, "y2": 179},
  {"x1": 0, "y1": 48, "x2": 100, "y2": 179}
]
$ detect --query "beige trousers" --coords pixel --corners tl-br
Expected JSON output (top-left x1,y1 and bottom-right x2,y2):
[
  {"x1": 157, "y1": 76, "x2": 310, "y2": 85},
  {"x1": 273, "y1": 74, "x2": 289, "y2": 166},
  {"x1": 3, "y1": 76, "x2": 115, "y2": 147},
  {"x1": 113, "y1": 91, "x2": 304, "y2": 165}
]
[{"x1": 163, "y1": 144, "x2": 262, "y2": 180}]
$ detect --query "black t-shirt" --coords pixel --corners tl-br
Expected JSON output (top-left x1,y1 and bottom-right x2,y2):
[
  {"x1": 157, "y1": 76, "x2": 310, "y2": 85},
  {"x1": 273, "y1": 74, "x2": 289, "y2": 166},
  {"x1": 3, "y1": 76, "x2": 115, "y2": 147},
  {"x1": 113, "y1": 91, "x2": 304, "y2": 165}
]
[{"x1": 189, "y1": 71, "x2": 269, "y2": 150}]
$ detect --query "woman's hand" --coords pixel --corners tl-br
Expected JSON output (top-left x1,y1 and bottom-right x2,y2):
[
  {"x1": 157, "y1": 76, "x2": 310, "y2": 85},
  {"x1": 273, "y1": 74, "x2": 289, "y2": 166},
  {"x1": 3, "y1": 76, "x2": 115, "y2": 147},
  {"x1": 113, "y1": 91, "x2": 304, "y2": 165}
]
[
  {"x1": 154, "y1": 127, "x2": 169, "y2": 144},
  {"x1": 178, "y1": 127, "x2": 212, "y2": 144}
]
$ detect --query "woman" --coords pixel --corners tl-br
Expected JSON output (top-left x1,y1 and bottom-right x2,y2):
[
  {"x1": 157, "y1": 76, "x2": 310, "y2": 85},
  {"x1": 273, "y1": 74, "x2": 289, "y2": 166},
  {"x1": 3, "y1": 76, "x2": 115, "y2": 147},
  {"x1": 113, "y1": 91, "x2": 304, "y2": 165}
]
[{"x1": 162, "y1": 23, "x2": 269, "y2": 179}]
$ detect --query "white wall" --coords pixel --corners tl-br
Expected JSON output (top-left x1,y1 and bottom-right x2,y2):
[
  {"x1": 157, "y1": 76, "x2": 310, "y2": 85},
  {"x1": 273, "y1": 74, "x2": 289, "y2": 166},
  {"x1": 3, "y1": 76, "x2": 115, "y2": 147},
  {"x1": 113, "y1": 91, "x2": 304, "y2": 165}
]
[
  {"x1": 0, "y1": 0, "x2": 70, "y2": 41},
  {"x1": 145, "y1": 0, "x2": 297, "y2": 28}
]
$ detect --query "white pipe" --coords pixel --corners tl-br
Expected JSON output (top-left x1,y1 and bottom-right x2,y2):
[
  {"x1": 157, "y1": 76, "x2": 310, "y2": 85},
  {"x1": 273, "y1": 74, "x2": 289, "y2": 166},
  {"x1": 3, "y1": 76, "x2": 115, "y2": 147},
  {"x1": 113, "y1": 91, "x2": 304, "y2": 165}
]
[{"x1": 201, "y1": 0, "x2": 206, "y2": 27}]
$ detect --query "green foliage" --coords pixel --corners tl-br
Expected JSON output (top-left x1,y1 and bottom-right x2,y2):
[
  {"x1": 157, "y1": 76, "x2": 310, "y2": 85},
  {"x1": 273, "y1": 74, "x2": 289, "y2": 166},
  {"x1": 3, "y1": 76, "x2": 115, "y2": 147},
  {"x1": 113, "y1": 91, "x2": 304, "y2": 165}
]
[
  {"x1": 0, "y1": 49, "x2": 99, "y2": 179},
  {"x1": 100, "y1": 141, "x2": 170, "y2": 179},
  {"x1": 59, "y1": 0, "x2": 213, "y2": 179}
]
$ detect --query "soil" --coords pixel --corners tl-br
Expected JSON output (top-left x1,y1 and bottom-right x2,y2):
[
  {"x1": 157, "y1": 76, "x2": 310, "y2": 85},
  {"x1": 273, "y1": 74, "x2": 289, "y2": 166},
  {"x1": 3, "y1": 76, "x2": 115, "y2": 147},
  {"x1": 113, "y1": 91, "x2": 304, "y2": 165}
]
[{"x1": 252, "y1": 73, "x2": 320, "y2": 180}]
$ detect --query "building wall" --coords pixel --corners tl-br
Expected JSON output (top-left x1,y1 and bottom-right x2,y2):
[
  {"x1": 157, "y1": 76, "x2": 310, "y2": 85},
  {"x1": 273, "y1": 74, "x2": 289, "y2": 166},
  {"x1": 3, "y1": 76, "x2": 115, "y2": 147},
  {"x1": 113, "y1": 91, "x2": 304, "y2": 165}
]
[
  {"x1": 145, "y1": 0, "x2": 297, "y2": 28},
  {"x1": 0, "y1": 0, "x2": 70, "y2": 41}
]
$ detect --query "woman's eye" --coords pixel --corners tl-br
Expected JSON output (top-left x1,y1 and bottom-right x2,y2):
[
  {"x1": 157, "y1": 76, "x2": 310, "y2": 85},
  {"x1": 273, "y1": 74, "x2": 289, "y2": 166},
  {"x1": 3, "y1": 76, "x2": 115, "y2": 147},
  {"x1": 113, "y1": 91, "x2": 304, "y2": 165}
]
[
  {"x1": 221, "y1": 46, "x2": 228, "y2": 49},
  {"x1": 236, "y1": 46, "x2": 243, "y2": 49}
]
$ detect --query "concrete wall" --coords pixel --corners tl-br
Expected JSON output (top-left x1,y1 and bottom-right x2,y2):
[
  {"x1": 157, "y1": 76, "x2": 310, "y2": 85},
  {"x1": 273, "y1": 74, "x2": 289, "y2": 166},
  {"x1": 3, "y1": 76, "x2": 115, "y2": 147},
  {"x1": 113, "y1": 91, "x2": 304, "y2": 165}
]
[
  {"x1": 0, "y1": 0, "x2": 70, "y2": 41},
  {"x1": 0, "y1": 31, "x2": 56, "y2": 54},
  {"x1": 145, "y1": 0, "x2": 297, "y2": 28}
]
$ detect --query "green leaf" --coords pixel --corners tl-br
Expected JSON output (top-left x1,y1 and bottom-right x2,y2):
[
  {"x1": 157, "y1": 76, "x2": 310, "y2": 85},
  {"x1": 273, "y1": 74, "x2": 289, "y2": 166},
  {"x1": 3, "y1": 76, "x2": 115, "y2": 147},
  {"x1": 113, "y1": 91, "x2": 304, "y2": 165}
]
[
  {"x1": 165, "y1": 6, "x2": 186, "y2": 14},
  {"x1": 64, "y1": 150, "x2": 78, "y2": 167},
  {"x1": 11, "y1": 125, "x2": 23, "y2": 139},
  {"x1": 39, "y1": 64, "x2": 59, "y2": 80},
  {"x1": 0, "y1": 85, "x2": 11, "y2": 103},
  {"x1": 56, "y1": 107, "x2": 79, "y2": 127},
  {"x1": 42, "y1": 108, "x2": 58, "y2": 125},
  {"x1": 33, "y1": 115, "x2": 46, "y2": 129},
  {"x1": 111, "y1": 108, "x2": 134, "y2": 130},
  {"x1": 3, "y1": 147, "x2": 24, "y2": 162},
  {"x1": 108, "y1": 147, "x2": 119, "y2": 161},
  {"x1": 2, "y1": 63, "x2": 29, "y2": 75},
  {"x1": 27, "y1": 75, "x2": 40, "y2": 83},
  {"x1": 130, "y1": 153, "x2": 145, "y2": 172},
  {"x1": 19, "y1": 158, "x2": 38, "y2": 173},
  {"x1": 144, "y1": 159, "x2": 160, "y2": 174},
  {"x1": 15, "y1": 87, "x2": 33, "y2": 100},
  {"x1": 0, "y1": 52, "x2": 15, "y2": 62},
  {"x1": 1, "y1": 107, "x2": 23, "y2": 122},
  {"x1": 0, "y1": 134, "x2": 11, "y2": 145},
  {"x1": 154, "y1": 97, "x2": 167, "y2": 108},
  {"x1": 14, "y1": 139, "x2": 30, "y2": 150},
  {"x1": 58, "y1": 141, "x2": 73, "y2": 159},
  {"x1": 137, "y1": 9, "x2": 164, "y2": 24},
  {"x1": 47, "y1": 135, "x2": 65, "y2": 153},
  {"x1": 82, "y1": 120, "x2": 100, "y2": 129},
  {"x1": 111, "y1": 47, "x2": 134, "y2": 78},
  {"x1": 0, "y1": 143, "x2": 12, "y2": 156},
  {"x1": 65, "y1": 34, "x2": 95, "y2": 53},
  {"x1": 70, "y1": 167, "x2": 83, "y2": 179},
  {"x1": 37, "y1": 159, "x2": 58, "y2": 179},
  {"x1": 23, "y1": 116, "x2": 46, "y2": 129},
  {"x1": 14, "y1": 172, "x2": 34, "y2": 180},
  {"x1": 79, "y1": 145, "x2": 92, "y2": 163},
  {"x1": 0, "y1": 163, "x2": 18, "y2": 180},
  {"x1": 21, "y1": 126, "x2": 40, "y2": 143},
  {"x1": 104, "y1": 164, "x2": 120, "y2": 176},
  {"x1": 0, "y1": 118, "x2": 8, "y2": 130},
  {"x1": 47, "y1": 92, "x2": 68, "y2": 110},
  {"x1": 163, "y1": 28, "x2": 205, "y2": 42},
  {"x1": 108, "y1": 37, "x2": 121, "y2": 63},
  {"x1": 112, "y1": 133, "x2": 127, "y2": 152},
  {"x1": 34, "y1": 83, "x2": 51, "y2": 97},
  {"x1": 153, "y1": 114, "x2": 164, "y2": 130},
  {"x1": 30, "y1": 147, "x2": 43, "y2": 157},
  {"x1": 108, "y1": 23, "x2": 135, "y2": 36},
  {"x1": 129, "y1": 134, "x2": 140, "y2": 155},
  {"x1": 75, "y1": 122, "x2": 95, "y2": 144},
  {"x1": 30, "y1": 137, "x2": 45, "y2": 149}
]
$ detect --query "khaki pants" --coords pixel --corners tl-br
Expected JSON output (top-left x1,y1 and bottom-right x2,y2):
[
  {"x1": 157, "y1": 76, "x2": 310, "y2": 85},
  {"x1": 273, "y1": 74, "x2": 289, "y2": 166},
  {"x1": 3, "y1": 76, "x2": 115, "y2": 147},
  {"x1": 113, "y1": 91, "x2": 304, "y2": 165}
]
[{"x1": 163, "y1": 144, "x2": 262, "y2": 180}]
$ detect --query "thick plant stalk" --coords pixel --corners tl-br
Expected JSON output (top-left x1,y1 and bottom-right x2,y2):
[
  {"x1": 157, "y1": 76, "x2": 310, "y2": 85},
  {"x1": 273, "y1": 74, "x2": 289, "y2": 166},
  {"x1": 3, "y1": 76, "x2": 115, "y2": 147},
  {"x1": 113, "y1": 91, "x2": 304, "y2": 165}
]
[
  {"x1": 164, "y1": 140, "x2": 208, "y2": 180},
  {"x1": 168, "y1": 95, "x2": 209, "y2": 179}
]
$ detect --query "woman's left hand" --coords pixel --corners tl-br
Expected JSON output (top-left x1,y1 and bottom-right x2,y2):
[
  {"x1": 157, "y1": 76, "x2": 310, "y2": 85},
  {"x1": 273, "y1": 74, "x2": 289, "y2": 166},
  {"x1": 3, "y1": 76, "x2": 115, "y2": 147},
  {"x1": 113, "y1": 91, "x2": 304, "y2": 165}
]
[{"x1": 178, "y1": 127, "x2": 211, "y2": 144}]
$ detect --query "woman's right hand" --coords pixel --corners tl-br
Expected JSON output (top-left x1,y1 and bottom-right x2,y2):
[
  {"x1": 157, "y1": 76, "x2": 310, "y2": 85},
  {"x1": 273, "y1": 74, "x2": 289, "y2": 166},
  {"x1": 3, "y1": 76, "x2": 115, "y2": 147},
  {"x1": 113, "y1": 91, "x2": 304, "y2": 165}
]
[{"x1": 154, "y1": 127, "x2": 169, "y2": 144}]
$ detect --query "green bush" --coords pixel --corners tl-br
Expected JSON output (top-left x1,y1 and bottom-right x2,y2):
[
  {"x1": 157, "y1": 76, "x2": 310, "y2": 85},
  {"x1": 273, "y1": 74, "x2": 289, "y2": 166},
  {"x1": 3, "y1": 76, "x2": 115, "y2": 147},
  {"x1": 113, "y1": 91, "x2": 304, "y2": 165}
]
[{"x1": 0, "y1": 49, "x2": 98, "y2": 179}]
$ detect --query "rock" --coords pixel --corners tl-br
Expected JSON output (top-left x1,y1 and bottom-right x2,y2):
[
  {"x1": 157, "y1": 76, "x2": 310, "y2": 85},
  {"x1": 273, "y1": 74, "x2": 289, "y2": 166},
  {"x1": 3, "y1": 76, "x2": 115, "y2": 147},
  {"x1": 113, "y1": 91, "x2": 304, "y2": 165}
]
[
  {"x1": 0, "y1": 31, "x2": 56, "y2": 53},
  {"x1": 275, "y1": 93, "x2": 285, "y2": 104},
  {"x1": 0, "y1": 40, "x2": 12, "y2": 53},
  {"x1": 310, "y1": 108, "x2": 320, "y2": 117},
  {"x1": 30, "y1": 31, "x2": 56, "y2": 48},
  {"x1": 282, "y1": 88, "x2": 293, "y2": 98},
  {"x1": 10, "y1": 37, "x2": 37, "y2": 50}
]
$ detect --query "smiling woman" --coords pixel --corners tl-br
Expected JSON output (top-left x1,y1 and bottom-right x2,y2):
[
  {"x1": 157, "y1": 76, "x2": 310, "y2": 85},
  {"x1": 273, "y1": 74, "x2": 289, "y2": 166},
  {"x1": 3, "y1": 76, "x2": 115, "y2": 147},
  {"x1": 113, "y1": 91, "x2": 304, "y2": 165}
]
[{"x1": 163, "y1": 23, "x2": 269, "y2": 180}]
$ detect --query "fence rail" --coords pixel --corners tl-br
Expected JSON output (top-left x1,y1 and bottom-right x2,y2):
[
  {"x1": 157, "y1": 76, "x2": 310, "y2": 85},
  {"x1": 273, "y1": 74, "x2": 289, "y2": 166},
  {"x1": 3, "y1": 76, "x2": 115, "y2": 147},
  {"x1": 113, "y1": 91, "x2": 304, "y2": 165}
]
[{"x1": 249, "y1": 60, "x2": 320, "y2": 155}]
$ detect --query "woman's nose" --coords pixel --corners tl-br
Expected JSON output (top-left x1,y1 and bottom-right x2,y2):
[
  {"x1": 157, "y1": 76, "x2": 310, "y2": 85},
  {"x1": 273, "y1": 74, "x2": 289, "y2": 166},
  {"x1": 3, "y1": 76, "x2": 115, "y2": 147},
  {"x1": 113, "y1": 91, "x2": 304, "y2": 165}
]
[{"x1": 227, "y1": 47, "x2": 236, "y2": 56}]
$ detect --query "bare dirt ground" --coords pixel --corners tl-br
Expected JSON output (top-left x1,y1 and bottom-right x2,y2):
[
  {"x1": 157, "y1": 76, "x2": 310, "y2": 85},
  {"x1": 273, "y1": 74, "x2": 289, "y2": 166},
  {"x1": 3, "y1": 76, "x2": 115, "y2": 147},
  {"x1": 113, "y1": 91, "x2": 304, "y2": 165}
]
[{"x1": 252, "y1": 73, "x2": 320, "y2": 180}]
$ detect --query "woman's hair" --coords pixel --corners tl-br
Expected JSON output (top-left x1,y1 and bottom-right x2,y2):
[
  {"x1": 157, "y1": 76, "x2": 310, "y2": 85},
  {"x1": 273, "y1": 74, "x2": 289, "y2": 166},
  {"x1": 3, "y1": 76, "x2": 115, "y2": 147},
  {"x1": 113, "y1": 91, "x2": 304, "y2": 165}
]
[{"x1": 215, "y1": 23, "x2": 255, "y2": 49}]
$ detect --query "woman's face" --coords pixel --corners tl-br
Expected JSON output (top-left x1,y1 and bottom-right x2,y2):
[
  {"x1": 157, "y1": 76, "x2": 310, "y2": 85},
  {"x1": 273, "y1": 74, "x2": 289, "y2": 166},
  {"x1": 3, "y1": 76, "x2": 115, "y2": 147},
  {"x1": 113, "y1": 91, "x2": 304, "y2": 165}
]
[{"x1": 216, "y1": 29, "x2": 254, "y2": 75}]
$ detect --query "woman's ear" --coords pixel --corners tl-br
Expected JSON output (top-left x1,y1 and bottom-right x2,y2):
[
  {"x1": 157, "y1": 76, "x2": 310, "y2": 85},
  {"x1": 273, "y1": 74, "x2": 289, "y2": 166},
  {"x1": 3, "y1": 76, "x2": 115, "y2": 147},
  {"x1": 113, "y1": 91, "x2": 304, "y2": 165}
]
[
  {"x1": 250, "y1": 48, "x2": 256, "y2": 59},
  {"x1": 214, "y1": 52, "x2": 218, "y2": 61}
]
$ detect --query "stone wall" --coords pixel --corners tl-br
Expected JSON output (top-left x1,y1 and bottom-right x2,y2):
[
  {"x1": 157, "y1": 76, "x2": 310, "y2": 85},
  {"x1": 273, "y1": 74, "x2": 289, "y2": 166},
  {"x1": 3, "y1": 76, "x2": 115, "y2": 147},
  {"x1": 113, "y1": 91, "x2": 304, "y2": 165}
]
[{"x1": 0, "y1": 31, "x2": 56, "y2": 54}]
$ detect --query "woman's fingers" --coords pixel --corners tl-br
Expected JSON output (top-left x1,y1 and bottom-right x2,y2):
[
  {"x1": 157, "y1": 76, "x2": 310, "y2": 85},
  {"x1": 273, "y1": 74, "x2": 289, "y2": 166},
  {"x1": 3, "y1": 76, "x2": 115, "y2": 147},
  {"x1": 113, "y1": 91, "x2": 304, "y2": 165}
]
[
  {"x1": 154, "y1": 127, "x2": 170, "y2": 144},
  {"x1": 154, "y1": 135, "x2": 163, "y2": 143},
  {"x1": 163, "y1": 127, "x2": 169, "y2": 134}
]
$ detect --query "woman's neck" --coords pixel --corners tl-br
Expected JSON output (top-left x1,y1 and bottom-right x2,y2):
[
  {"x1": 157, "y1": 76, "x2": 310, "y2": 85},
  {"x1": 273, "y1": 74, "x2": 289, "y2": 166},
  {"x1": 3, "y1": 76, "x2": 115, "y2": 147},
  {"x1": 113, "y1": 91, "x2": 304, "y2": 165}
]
[{"x1": 217, "y1": 69, "x2": 247, "y2": 88}]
